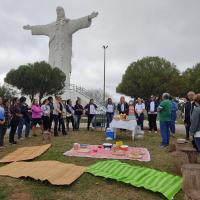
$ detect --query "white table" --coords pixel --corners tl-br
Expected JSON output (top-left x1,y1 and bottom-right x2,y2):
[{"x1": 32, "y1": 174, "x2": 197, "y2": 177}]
[{"x1": 110, "y1": 119, "x2": 137, "y2": 140}]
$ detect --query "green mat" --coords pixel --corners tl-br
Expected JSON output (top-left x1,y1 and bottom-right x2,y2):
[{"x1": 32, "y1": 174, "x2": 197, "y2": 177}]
[{"x1": 87, "y1": 160, "x2": 183, "y2": 200}]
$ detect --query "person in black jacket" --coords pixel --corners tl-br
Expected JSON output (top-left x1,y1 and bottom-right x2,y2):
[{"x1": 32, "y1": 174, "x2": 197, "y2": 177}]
[
  {"x1": 117, "y1": 96, "x2": 129, "y2": 115},
  {"x1": 184, "y1": 91, "x2": 196, "y2": 140},
  {"x1": 146, "y1": 95, "x2": 159, "y2": 133},
  {"x1": 9, "y1": 98, "x2": 22, "y2": 144},
  {"x1": 17, "y1": 96, "x2": 31, "y2": 139},
  {"x1": 190, "y1": 94, "x2": 200, "y2": 152},
  {"x1": 85, "y1": 99, "x2": 97, "y2": 130},
  {"x1": 66, "y1": 99, "x2": 75, "y2": 131},
  {"x1": 48, "y1": 96, "x2": 54, "y2": 131},
  {"x1": 74, "y1": 99, "x2": 83, "y2": 130}
]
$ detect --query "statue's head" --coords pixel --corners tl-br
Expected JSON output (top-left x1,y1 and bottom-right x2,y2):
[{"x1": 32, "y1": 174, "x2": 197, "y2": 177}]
[{"x1": 56, "y1": 6, "x2": 65, "y2": 20}]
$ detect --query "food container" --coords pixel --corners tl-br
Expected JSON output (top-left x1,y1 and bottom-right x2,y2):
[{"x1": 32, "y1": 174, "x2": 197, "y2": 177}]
[
  {"x1": 103, "y1": 143, "x2": 113, "y2": 150},
  {"x1": 116, "y1": 141, "x2": 123, "y2": 147},
  {"x1": 80, "y1": 144, "x2": 88, "y2": 148},
  {"x1": 120, "y1": 145, "x2": 129, "y2": 151},
  {"x1": 73, "y1": 143, "x2": 80, "y2": 150}
]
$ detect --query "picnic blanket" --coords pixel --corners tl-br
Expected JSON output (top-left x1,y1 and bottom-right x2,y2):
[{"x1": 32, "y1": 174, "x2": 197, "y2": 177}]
[
  {"x1": 87, "y1": 160, "x2": 183, "y2": 200},
  {"x1": 64, "y1": 145, "x2": 150, "y2": 162},
  {"x1": 0, "y1": 144, "x2": 51, "y2": 163},
  {"x1": 0, "y1": 161, "x2": 86, "y2": 185}
]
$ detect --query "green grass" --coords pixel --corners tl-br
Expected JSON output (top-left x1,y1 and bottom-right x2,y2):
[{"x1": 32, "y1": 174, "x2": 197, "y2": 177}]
[{"x1": 0, "y1": 129, "x2": 189, "y2": 200}]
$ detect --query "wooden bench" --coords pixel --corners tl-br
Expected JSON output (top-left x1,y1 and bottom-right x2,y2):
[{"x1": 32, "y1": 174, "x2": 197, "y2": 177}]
[
  {"x1": 181, "y1": 164, "x2": 200, "y2": 200},
  {"x1": 184, "y1": 190, "x2": 200, "y2": 200},
  {"x1": 171, "y1": 146, "x2": 198, "y2": 175},
  {"x1": 180, "y1": 147, "x2": 198, "y2": 163},
  {"x1": 169, "y1": 141, "x2": 191, "y2": 152}
]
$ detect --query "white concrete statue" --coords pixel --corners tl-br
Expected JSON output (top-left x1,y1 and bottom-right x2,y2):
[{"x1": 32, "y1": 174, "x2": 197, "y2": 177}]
[{"x1": 23, "y1": 6, "x2": 98, "y2": 87}]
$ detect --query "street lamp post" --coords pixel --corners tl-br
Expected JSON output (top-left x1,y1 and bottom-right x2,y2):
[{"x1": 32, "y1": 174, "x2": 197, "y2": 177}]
[{"x1": 103, "y1": 45, "x2": 108, "y2": 104}]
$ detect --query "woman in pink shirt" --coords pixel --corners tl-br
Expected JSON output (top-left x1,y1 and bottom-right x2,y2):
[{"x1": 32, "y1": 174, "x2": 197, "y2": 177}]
[{"x1": 31, "y1": 99, "x2": 42, "y2": 136}]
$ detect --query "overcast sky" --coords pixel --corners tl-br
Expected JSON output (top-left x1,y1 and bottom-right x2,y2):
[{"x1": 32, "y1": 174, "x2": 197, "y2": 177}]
[{"x1": 0, "y1": 0, "x2": 200, "y2": 100}]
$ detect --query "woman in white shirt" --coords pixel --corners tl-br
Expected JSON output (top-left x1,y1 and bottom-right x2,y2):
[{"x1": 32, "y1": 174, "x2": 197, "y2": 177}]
[
  {"x1": 135, "y1": 98, "x2": 145, "y2": 130},
  {"x1": 41, "y1": 100, "x2": 50, "y2": 130},
  {"x1": 106, "y1": 98, "x2": 115, "y2": 128}
]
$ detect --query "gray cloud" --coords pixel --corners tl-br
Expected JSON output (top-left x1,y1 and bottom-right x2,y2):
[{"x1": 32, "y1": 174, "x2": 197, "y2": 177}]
[{"x1": 0, "y1": 0, "x2": 200, "y2": 100}]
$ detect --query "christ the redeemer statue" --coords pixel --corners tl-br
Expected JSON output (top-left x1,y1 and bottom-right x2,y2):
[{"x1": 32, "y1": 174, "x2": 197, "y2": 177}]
[{"x1": 23, "y1": 6, "x2": 98, "y2": 87}]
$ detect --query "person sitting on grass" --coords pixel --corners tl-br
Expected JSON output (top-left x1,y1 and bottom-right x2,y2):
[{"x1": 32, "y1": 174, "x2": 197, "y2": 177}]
[
  {"x1": 190, "y1": 94, "x2": 200, "y2": 152},
  {"x1": 157, "y1": 93, "x2": 172, "y2": 148},
  {"x1": 31, "y1": 99, "x2": 43, "y2": 137}
]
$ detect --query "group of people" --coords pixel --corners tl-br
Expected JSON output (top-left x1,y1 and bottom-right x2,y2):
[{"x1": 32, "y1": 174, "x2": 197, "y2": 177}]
[
  {"x1": 0, "y1": 91, "x2": 199, "y2": 152},
  {"x1": 105, "y1": 92, "x2": 200, "y2": 151},
  {"x1": 184, "y1": 91, "x2": 200, "y2": 152},
  {"x1": 0, "y1": 95, "x2": 99, "y2": 147},
  {"x1": 106, "y1": 95, "x2": 178, "y2": 133}
]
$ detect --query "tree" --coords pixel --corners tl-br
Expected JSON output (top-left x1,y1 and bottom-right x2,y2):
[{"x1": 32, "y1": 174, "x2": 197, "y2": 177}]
[
  {"x1": 182, "y1": 63, "x2": 200, "y2": 93},
  {"x1": 86, "y1": 89, "x2": 111, "y2": 104},
  {"x1": 5, "y1": 61, "x2": 66, "y2": 102},
  {"x1": 0, "y1": 84, "x2": 17, "y2": 99},
  {"x1": 116, "y1": 57, "x2": 183, "y2": 99}
]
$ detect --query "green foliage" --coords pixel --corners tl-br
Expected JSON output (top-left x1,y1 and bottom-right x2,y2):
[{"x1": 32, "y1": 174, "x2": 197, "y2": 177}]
[
  {"x1": 182, "y1": 63, "x2": 200, "y2": 93},
  {"x1": 4, "y1": 61, "x2": 66, "y2": 101},
  {"x1": 116, "y1": 57, "x2": 183, "y2": 98},
  {"x1": 0, "y1": 84, "x2": 17, "y2": 99}
]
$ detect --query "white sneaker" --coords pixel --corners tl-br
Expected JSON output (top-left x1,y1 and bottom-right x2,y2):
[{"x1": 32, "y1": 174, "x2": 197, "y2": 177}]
[{"x1": 155, "y1": 131, "x2": 158, "y2": 133}]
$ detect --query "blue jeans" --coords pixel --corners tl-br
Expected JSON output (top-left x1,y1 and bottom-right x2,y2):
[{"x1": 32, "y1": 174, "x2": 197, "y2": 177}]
[
  {"x1": 106, "y1": 112, "x2": 114, "y2": 128},
  {"x1": 17, "y1": 117, "x2": 30, "y2": 138},
  {"x1": 194, "y1": 138, "x2": 200, "y2": 152},
  {"x1": 170, "y1": 121, "x2": 176, "y2": 134},
  {"x1": 74, "y1": 115, "x2": 81, "y2": 130},
  {"x1": 160, "y1": 121, "x2": 171, "y2": 145},
  {"x1": 54, "y1": 115, "x2": 66, "y2": 136}
]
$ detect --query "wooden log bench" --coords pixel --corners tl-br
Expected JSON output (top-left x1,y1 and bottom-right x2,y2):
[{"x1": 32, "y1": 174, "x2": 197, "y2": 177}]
[
  {"x1": 180, "y1": 147, "x2": 198, "y2": 163},
  {"x1": 169, "y1": 141, "x2": 191, "y2": 152},
  {"x1": 171, "y1": 151, "x2": 190, "y2": 175},
  {"x1": 181, "y1": 164, "x2": 200, "y2": 200},
  {"x1": 171, "y1": 146, "x2": 198, "y2": 175}
]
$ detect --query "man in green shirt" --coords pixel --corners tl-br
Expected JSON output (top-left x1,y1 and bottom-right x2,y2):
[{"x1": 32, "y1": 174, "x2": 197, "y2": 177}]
[{"x1": 158, "y1": 93, "x2": 172, "y2": 148}]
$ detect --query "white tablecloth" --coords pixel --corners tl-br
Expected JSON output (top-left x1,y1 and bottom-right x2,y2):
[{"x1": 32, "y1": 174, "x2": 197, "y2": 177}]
[{"x1": 110, "y1": 119, "x2": 137, "y2": 131}]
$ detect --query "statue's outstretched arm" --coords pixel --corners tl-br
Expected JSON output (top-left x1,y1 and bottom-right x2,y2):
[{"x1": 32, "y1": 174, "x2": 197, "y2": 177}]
[
  {"x1": 23, "y1": 23, "x2": 52, "y2": 36},
  {"x1": 71, "y1": 12, "x2": 98, "y2": 33}
]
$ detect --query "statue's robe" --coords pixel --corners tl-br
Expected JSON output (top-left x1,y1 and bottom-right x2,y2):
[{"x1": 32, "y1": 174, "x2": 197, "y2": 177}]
[{"x1": 31, "y1": 16, "x2": 91, "y2": 86}]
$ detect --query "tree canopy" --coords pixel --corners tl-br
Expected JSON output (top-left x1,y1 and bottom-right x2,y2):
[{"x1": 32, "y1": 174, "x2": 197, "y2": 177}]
[
  {"x1": 0, "y1": 84, "x2": 17, "y2": 99},
  {"x1": 5, "y1": 61, "x2": 66, "y2": 101},
  {"x1": 182, "y1": 63, "x2": 200, "y2": 93},
  {"x1": 116, "y1": 57, "x2": 185, "y2": 99}
]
